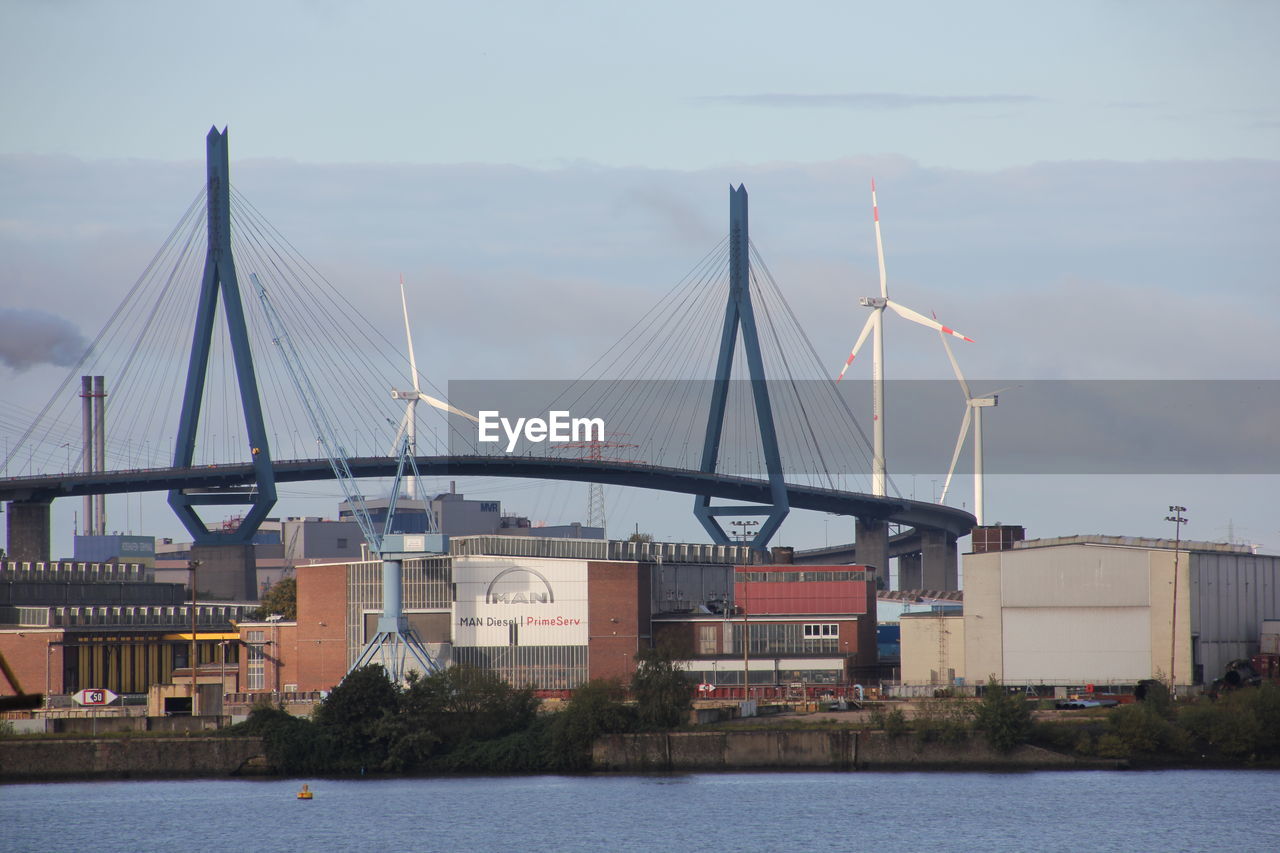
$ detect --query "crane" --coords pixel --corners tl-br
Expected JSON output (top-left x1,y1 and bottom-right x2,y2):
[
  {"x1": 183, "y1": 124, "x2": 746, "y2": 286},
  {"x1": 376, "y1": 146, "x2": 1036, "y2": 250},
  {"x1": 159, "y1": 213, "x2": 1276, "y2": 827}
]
[{"x1": 250, "y1": 273, "x2": 439, "y2": 682}]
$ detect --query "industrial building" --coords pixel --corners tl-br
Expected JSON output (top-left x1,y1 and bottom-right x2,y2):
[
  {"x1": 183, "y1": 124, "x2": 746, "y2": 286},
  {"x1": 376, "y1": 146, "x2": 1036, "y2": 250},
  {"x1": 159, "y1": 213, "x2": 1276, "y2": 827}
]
[
  {"x1": 339, "y1": 489, "x2": 604, "y2": 541},
  {"x1": 654, "y1": 565, "x2": 879, "y2": 693},
  {"x1": 0, "y1": 560, "x2": 250, "y2": 706},
  {"x1": 222, "y1": 536, "x2": 875, "y2": 702},
  {"x1": 895, "y1": 532, "x2": 1280, "y2": 694}
]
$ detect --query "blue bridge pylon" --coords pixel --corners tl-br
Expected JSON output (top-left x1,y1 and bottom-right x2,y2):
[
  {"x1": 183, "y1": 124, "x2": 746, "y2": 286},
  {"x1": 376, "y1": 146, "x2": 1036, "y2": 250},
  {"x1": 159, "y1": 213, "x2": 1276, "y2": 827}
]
[
  {"x1": 694, "y1": 185, "x2": 790, "y2": 551},
  {"x1": 167, "y1": 128, "x2": 277, "y2": 544}
]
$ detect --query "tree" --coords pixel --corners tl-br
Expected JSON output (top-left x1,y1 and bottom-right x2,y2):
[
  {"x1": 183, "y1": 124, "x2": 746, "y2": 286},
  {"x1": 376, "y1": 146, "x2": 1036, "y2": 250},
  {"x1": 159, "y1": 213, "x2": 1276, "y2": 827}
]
[
  {"x1": 252, "y1": 577, "x2": 296, "y2": 620},
  {"x1": 550, "y1": 678, "x2": 633, "y2": 768},
  {"x1": 313, "y1": 663, "x2": 402, "y2": 769},
  {"x1": 972, "y1": 676, "x2": 1032, "y2": 753},
  {"x1": 628, "y1": 531, "x2": 653, "y2": 543},
  {"x1": 631, "y1": 647, "x2": 693, "y2": 730}
]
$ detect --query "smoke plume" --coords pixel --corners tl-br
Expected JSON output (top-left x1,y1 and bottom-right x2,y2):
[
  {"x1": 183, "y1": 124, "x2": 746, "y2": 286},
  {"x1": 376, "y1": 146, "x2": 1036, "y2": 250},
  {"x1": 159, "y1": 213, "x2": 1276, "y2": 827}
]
[{"x1": 0, "y1": 308, "x2": 88, "y2": 371}]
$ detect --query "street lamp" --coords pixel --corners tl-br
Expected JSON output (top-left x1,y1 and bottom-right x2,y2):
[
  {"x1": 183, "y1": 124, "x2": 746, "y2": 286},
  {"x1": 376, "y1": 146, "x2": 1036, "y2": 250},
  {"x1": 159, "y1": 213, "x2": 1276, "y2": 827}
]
[
  {"x1": 265, "y1": 613, "x2": 284, "y2": 698},
  {"x1": 730, "y1": 520, "x2": 759, "y2": 544},
  {"x1": 1165, "y1": 506, "x2": 1188, "y2": 695},
  {"x1": 188, "y1": 559, "x2": 201, "y2": 716}
]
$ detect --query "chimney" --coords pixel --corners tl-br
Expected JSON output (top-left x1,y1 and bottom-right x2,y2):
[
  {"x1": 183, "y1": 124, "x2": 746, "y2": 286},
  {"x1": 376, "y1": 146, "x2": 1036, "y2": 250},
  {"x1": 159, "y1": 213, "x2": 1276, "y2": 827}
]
[
  {"x1": 970, "y1": 524, "x2": 1025, "y2": 553},
  {"x1": 770, "y1": 546, "x2": 795, "y2": 564}
]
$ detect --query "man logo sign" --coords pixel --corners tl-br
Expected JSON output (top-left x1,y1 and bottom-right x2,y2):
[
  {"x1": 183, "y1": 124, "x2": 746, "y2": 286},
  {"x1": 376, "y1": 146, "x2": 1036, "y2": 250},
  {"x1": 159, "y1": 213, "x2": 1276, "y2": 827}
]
[{"x1": 485, "y1": 566, "x2": 556, "y2": 605}]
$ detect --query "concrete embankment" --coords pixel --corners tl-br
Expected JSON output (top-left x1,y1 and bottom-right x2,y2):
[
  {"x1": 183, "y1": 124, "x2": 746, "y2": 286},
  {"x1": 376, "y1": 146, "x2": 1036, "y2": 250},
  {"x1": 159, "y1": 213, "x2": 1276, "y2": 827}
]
[
  {"x1": 0, "y1": 737, "x2": 269, "y2": 782},
  {"x1": 593, "y1": 730, "x2": 1115, "y2": 772}
]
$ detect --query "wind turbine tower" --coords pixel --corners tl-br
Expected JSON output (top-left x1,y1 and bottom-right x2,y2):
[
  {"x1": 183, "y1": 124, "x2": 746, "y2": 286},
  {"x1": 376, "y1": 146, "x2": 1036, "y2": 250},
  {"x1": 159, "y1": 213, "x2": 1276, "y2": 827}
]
[
  {"x1": 836, "y1": 180, "x2": 973, "y2": 496},
  {"x1": 390, "y1": 276, "x2": 479, "y2": 499}
]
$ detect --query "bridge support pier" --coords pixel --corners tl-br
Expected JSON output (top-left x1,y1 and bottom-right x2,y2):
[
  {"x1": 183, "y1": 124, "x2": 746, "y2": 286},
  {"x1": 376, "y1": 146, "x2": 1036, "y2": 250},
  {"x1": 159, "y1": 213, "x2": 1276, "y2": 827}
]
[
  {"x1": 854, "y1": 517, "x2": 888, "y2": 581},
  {"x1": 189, "y1": 543, "x2": 258, "y2": 601},
  {"x1": 898, "y1": 551, "x2": 923, "y2": 591},
  {"x1": 4, "y1": 500, "x2": 51, "y2": 563},
  {"x1": 920, "y1": 528, "x2": 958, "y2": 591}
]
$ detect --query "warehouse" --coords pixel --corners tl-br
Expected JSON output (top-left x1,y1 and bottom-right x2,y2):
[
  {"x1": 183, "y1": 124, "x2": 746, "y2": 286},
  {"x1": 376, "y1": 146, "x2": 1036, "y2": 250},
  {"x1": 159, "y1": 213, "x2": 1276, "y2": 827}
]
[{"x1": 961, "y1": 534, "x2": 1280, "y2": 692}]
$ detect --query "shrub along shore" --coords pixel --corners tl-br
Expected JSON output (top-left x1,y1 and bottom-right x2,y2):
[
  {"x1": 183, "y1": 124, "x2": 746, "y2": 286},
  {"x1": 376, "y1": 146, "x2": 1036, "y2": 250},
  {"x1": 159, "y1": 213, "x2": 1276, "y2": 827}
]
[{"x1": 6, "y1": 667, "x2": 1277, "y2": 776}]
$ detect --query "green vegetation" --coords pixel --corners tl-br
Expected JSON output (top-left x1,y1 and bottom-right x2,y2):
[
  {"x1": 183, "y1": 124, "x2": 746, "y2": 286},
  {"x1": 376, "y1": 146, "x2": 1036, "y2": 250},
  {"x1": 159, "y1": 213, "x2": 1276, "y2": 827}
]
[
  {"x1": 231, "y1": 654, "x2": 692, "y2": 775},
  {"x1": 226, "y1": 662, "x2": 1280, "y2": 774},
  {"x1": 631, "y1": 647, "x2": 694, "y2": 730},
  {"x1": 250, "y1": 577, "x2": 296, "y2": 621},
  {"x1": 973, "y1": 677, "x2": 1033, "y2": 753}
]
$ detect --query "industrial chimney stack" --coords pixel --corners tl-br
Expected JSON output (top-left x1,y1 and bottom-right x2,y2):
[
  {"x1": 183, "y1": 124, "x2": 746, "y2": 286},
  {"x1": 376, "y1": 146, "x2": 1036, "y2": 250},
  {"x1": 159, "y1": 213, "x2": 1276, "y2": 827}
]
[{"x1": 80, "y1": 375, "x2": 107, "y2": 536}]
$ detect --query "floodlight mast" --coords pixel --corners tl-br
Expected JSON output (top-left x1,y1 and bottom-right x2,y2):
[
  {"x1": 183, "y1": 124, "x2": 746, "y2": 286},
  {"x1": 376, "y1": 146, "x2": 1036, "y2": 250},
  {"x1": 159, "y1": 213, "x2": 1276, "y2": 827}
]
[{"x1": 250, "y1": 273, "x2": 439, "y2": 682}]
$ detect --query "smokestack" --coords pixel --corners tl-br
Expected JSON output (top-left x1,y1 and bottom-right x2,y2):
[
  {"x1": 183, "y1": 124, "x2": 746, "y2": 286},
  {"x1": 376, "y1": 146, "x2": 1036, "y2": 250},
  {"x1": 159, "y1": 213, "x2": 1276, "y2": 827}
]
[
  {"x1": 93, "y1": 376, "x2": 106, "y2": 535},
  {"x1": 81, "y1": 376, "x2": 94, "y2": 536}
]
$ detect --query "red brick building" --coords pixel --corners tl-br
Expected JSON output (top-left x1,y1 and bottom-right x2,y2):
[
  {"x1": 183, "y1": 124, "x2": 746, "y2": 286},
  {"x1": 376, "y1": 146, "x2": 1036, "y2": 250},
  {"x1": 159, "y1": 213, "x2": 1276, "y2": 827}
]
[{"x1": 653, "y1": 564, "x2": 878, "y2": 698}]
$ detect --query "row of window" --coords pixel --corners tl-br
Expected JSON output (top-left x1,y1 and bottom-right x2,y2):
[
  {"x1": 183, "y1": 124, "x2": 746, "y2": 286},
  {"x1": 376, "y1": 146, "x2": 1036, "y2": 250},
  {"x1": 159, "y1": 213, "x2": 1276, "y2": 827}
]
[
  {"x1": 731, "y1": 622, "x2": 839, "y2": 654},
  {"x1": 736, "y1": 571, "x2": 869, "y2": 584},
  {"x1": 685, "y1": 669, "x2": 843, "y2": 686}
]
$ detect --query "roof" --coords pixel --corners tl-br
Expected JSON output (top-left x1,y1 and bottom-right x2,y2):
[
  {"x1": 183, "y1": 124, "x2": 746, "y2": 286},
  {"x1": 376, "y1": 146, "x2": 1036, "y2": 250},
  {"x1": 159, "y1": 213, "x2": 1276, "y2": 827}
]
[
  {"x1": 1012, "y1": 534, "x2": 1258, "y2": 555},
  {"x1": 878, "y1": 590, "x2": 963, "y2": 603}
]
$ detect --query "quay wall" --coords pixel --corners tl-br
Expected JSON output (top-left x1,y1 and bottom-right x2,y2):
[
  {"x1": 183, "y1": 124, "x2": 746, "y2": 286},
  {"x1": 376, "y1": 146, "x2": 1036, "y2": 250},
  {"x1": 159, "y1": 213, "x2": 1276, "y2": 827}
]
[
  {"x1": 593, "y1": 730, "x2": 1100, "y2": 771},
  {"x1": 0, "y1": 737, "x2": 268, "y2": 781}
]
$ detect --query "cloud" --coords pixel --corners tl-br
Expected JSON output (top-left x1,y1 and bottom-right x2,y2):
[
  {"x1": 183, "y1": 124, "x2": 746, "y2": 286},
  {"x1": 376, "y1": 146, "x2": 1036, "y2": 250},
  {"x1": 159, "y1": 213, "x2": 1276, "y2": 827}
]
[
  {"x1": 696, "y1": 92, "x2": 1042, "y2": 110},
  {"x1": 0, "y1": 308, "x2": 88, "y2": 371}
]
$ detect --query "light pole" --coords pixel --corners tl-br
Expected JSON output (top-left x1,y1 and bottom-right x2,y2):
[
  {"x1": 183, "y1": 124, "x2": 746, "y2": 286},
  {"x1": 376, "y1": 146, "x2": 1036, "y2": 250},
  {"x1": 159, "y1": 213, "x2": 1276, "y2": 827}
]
[
  {"x1": 730, "y1": 520, "x2": 759, "y2": 544},
  {"x1": 1165, "y1": 506, "x2": 1187, "y2": 695},
  {"x1": 266, "y1": 613, "x2": 284, "y2": 699},
  {"x1": 188, "y1": 559, "x2": 201, "y2": 716}
]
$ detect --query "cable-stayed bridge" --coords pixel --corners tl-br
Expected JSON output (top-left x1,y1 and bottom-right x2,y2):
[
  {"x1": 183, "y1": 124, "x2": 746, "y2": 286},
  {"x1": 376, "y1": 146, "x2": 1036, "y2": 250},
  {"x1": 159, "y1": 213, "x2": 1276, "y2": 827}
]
[{"x1": 1, "y1": 128, "x2": 973, "y2": 592}]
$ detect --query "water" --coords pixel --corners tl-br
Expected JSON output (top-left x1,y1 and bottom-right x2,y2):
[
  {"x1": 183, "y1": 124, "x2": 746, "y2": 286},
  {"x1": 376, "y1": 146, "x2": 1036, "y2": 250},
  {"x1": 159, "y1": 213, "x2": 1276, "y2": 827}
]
[{"x1": 3, "y1": 771, "x2": 1278, "y2": 853}]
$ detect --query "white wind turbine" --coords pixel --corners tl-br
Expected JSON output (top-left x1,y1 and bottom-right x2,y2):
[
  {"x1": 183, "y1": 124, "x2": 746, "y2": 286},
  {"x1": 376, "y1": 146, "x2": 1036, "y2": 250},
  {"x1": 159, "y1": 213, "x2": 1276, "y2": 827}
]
[
  {"x1": 390, "y1": 276, "x2": 479, "y2": 499},
  {"x1": 836, "y1": 179, "x2": 973, "y2": 496},
  {"x1": 936, "y1": 328, "x2": 1010, "y2": 526}
]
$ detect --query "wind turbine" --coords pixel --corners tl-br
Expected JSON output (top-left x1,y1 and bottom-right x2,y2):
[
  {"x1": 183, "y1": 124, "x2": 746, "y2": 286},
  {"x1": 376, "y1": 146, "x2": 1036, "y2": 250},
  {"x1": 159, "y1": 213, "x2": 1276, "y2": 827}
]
[
  {"x1": 390, "y1": 276, "x2": 478, "y2": 499},
  {"x1": 835, "y1": 179, "x2": 973, "y2": 496},
  {"x1": 936, "y1": 328, "x2": 1010, "y2": 526}
]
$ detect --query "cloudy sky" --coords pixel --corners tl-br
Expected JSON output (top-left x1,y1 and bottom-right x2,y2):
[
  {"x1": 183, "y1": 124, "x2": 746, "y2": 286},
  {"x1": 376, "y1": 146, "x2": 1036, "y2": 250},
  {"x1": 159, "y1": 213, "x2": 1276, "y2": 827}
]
[{"x1": 2, "y1": 0, "x2": 1278, "y2": 560}]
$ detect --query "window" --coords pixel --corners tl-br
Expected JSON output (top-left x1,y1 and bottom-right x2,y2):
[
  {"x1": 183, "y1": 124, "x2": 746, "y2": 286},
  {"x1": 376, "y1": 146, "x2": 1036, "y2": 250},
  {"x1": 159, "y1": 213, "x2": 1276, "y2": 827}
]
[
  {"x1": 699, "y1": 625, "x2": 718, "y2": 655},
  {"x1": 804, "y1": 623, "x2": 839, "y2": 640},
  {"x1": 337, "y1": 538, "x2": 349, "y2": 549},
  {"x1": 246, "y1": 630, "x2": 265, "y2": 690}
]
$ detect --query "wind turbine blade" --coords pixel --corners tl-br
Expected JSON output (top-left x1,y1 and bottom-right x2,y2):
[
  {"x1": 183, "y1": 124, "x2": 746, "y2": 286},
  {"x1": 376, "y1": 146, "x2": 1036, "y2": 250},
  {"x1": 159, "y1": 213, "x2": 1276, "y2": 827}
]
[
  {"x1": 939, "y1": 406, "x2": 972, "y2": 504},
  {"x1": 836, "y1": 311, "x2": 878, "y2": 381},
  {"x1": 871, "y1": 178, "x2": 888, "y2": 299},
  {"x1": 938, "y1": 331, "x2": 972, "y2": 400},
  {"x1": 885, "y1": 299, "x2": 973, "y2": 342},
  {"x1": 399, "y1": 275, "x2": 421, "y2": 393},
  {"x1": 419, "y1": 392, "x2": 481, "y2": 424}
]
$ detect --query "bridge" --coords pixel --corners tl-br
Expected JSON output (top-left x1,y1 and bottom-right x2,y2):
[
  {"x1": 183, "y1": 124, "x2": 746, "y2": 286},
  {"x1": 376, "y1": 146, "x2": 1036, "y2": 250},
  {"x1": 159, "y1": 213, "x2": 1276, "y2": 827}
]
[{"x1": 2, "y1": 128, "x2": 974, "y2": 595}]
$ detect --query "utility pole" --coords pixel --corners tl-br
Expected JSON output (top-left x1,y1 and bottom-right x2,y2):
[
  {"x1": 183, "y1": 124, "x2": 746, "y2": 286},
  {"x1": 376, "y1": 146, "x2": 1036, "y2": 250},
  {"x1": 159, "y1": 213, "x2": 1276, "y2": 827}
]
[
  {"x1": 188, "y1": 559, "x2": 201, "y2": 716},
  {"x1": 1164, "y1": 506, "x2": 1187, "y2": 695}
]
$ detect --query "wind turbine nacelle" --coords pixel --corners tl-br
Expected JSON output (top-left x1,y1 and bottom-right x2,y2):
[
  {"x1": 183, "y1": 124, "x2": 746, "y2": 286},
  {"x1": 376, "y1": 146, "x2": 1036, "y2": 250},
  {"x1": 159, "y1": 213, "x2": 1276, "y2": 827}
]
[
  {"x1": 392, "y1": 389, "x2": 418, "y2": 400},
  {"x1": 859, "y1": 296, "x2": 887, "y2": 309},
  {"x1": 973, "y1": 396, "x2": 998, "y2": 408}
]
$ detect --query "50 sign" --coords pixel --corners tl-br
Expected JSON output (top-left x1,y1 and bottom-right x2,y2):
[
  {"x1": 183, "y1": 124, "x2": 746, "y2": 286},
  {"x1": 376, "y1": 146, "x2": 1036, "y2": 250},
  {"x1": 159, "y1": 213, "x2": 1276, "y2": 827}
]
[{"x1": 72, "y1": 688, "x2": 118, "y2": 706}]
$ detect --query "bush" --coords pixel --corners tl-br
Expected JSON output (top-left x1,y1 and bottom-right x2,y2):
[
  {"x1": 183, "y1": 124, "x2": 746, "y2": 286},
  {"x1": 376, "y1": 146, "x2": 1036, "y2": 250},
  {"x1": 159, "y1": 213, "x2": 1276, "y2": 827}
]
[
  {"x1": 1179, "y1": 684, "x2": 1280, "y2": 760},
  {"x1": 550, "y1": 679, "x2": 634, "y2": 770},
  {"x1": 972, "y1": 677, "x2": 1032, "y2": 753},
  {"x1": 631, "y1": 647, "x2": 693, "y2": 730},
  {"x1": 235, "y1": 705, "x2": 333, "y2": 774},
  {"x1": 1096, "y1": 703, "x2": 1188, "y2": 759},
  {"x1": 913, "y1": 699, "x2": 972, "y2": 745},
  {"x1": 869, "y1": 705, "x2": 909, "y2": 738}
]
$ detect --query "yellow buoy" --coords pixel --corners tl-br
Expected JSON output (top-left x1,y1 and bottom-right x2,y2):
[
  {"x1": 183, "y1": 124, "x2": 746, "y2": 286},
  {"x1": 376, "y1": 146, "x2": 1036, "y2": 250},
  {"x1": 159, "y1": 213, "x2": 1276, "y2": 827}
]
[{"x1": 297, "y1": 784, "x2": 313, "y2": 800}]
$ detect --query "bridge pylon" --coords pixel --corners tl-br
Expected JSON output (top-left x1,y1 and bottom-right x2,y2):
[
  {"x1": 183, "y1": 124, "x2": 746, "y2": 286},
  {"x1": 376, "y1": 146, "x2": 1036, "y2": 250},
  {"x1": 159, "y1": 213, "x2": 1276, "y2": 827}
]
[
  {"x1": 693, "y1": 185, "x2": 789, "y2": 551},
  {"x1": 167, "y1": 128, "x2": 277, "y2": 546}
]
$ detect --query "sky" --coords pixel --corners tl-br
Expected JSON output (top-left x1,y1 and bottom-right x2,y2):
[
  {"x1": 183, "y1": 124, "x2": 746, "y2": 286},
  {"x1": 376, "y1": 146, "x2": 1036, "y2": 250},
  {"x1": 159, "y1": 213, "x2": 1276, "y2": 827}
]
[{"x1": 1, "y1": 0, "x2": 1278, "y2": 560}]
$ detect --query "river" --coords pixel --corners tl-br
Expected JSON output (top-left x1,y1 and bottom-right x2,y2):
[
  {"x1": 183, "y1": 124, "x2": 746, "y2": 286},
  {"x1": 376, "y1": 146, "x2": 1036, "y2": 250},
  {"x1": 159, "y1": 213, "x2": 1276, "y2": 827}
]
[{"x1": 3, "y1": 770, "x2": 1278, "y2": 852}]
